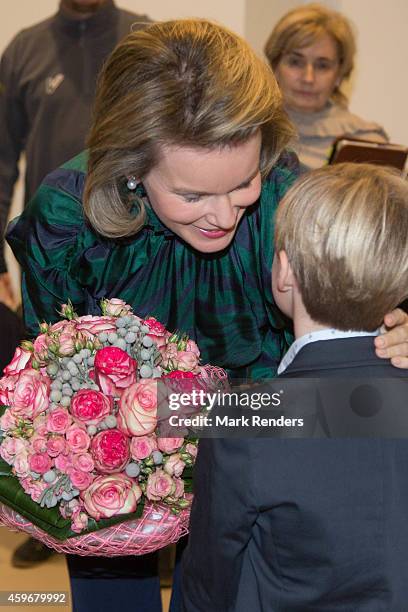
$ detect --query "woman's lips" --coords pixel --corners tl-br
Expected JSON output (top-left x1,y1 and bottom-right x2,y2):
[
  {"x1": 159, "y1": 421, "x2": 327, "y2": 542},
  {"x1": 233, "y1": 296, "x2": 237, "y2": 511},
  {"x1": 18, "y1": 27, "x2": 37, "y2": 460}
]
[
  {"x1": 197, "y1": 228, "x2": 230, "y2": 239},
  {"x1": 295, "y1": 90, "x2": 317, "y2": 97}
]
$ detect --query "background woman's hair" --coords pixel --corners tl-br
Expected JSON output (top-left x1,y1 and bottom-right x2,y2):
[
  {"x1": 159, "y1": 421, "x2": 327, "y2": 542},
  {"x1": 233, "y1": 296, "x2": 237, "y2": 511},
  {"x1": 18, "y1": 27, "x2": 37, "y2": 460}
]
[
  {"x1": 264, "y1": 3, "x2": 356, "y2": 107},
  {"x1": 84, "y1": 18, "x2": 294, "y2": 238},
  {"x1": 275, "y1": 163, "x2": 408, "y2": 331}
]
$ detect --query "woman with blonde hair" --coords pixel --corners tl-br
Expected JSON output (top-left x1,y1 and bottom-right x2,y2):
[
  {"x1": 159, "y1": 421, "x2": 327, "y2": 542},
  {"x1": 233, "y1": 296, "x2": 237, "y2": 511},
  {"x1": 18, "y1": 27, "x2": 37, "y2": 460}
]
[
  {"x1": 7, "y1": 18, "x2": 408, "y2": 612},
  {"x1": 265, "y1": 3, "x2": 388, "y2": 169}
]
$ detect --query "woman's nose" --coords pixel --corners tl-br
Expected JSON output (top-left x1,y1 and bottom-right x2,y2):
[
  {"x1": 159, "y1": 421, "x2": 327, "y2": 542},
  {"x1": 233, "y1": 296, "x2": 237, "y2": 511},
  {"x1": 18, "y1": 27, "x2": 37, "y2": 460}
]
[
  {"x1": 206, "y1": 194, "x2": 236, "y2": 229},
  {"x1": 302, "y1": 62, "x2": 315, "y2": 83}
]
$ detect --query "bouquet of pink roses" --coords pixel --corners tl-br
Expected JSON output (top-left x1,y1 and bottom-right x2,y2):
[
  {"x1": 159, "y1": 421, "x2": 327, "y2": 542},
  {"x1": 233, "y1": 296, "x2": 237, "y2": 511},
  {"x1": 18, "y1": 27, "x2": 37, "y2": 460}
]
[{"x1": 0, "y1": 299, "x2": 226, "y2": 555}]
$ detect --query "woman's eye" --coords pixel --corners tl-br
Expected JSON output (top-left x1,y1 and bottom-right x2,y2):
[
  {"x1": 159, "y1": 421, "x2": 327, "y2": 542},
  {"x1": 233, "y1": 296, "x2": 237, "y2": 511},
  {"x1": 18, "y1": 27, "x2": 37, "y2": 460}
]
[
  {"x1": 287, "y1": 56, "x2": 304, "y2": 68},
  {"x1": 235, "y1": 180, "x2": 252, "y2": 191},
  {"x1": 183, "y1": 194, "x2": 202, "y2": 203},
  {"x1": 315, "y1": 60, "x2": 334, "y2": 71}
]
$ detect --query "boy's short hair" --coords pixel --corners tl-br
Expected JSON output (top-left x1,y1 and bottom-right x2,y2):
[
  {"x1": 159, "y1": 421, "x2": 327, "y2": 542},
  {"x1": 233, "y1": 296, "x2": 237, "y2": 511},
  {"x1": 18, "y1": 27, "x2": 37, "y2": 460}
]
[{"x1": 275, "y1": 163, "x2": 408, "y2": 331}]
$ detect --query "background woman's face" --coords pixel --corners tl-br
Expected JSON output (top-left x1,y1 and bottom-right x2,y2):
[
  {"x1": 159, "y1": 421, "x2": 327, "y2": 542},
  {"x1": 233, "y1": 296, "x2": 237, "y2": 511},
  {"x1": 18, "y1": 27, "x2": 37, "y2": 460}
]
[
  {"x1": 275, "y1": 33, "x2": 341, "y2": 113},
  {"x1": 142, "y1": 133, "x2": 262, "y2": 254}
]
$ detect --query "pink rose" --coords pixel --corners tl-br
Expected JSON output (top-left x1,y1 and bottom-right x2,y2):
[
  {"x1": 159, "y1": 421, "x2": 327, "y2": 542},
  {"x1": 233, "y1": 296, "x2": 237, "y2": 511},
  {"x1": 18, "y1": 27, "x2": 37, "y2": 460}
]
[
  {"x1": 171, "y1": 477, "x2": 185, "y2": 499},
  {"x1": 101, "y1": 299, "x2": 132, "y2": 318},
  {"x1": 46, "y1": 435, "x2": 66, "y2": 457},
  {"x1": 130, "y1": 435, "x2": 158, "y2": 460},
  {"x1": 163, "y1": 453, "x2": 185, "y2": 477},
  {"x1": 185, "y1": 340, "x2": 200, "y2": 357},
  {"x1": 185, "y1": 443, "x2": 198, "y2": 459},
  {"x1": 176, "y1": 350, "x2": 199, "y2": 372},
  {"x1": 20, "y1": 476, "x2": 48, "y2": 502},
  {"x1": 32, "y1": 435, "x2": 48, "y2": 454},
  {"x1": 71, "y1": 505, "x2": 89, "y2": 533},
  {"x1": 29, "y1": 452, "x2": 52, "y2": 474},
  {"x1": 47, "y1": 407, "x2": 72, "y2": 434},
  {"x1": 90, "y1": 429, "x2": 130, "y2": 473},
  {"x1": 72, "y1": 452, "x2": 94, "y2": 473},
  {"x1": 33, "y1": 334, "x2": 52, "y2": 365},
  {"x1": 0, "y1": 374, "x2": 19, "y2": 406},
  {"x1": 145, "y1": 469, "x2": 174, "y2": 501},
  {"x1": 0, "y1": 409, "x2": 18, "y2": 431},
  {"x1": 94, "y1": 347, "x2": 137, "y2": 397},
  {"x1": 75, "y1": 315, "x2": 117, "y2": 338},
  {"x1": 12, "y1": 369, "x2": 50, "y2": 419},
  {"x1": 162, "y1": 367, "x2": 206, "y2": 397},
  {"x1": 48, "y1": 320, "x2": 79, "y2": 357},
  {"x1": 3, "y1": 347, "x2": 32, "y2": 376},
  {"x1": 55, "y1": 453, "x2": 72, "y2": 473},
  {"x1": 0, "y1": 437, "x2": 28, "y2": 464},
  {"x1": 59, "y1": 325, "x2": 79, "y2": 357},
  {"x1": 157, "y1": 437, "x2": 184, "y2": 454},
  {"x1": 67, "y1": 467, "x2": 94, "y2": 491},
  {"x1": 82, "y1": 473, "x2": 142, "y2": 520},
  {"x1": 117, "y1": 380, "x2": 158, "y2": 436},
  {"x1": 143, "y1": 317, "x2": 170, "y2": 349},
  {"x1": 66, "y1": 425, "x2": 90, "y2": 453},
  {"x1": 162, "y1": 370, "x2": 196, "y2": 379},
  {"x1": 70, "y1": 389, "x2": 112, "y2": 426},
  {"x1": 48, "y1": 320, "x2": 71, "y2": 334},
  {"x1": 33, "y1": 414, "x2": 48, "y2": 436},
  {"x1": 13, "y1": 450, "x2": 30, "y2": 477},
  {"x1": 160, "y1": 343, "x2": 178, "y2": 369}
]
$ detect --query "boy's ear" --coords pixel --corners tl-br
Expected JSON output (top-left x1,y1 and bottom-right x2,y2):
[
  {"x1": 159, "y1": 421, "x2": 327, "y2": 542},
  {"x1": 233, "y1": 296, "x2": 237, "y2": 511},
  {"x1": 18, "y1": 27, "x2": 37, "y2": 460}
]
[{"x1": 276, "y1": 250, "x2": 296, "y2": 292}]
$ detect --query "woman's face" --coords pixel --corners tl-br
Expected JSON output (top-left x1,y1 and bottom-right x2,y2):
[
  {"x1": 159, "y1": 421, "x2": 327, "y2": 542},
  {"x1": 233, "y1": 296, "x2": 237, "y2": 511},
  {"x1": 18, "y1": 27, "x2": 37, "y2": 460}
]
[
  {"x1": 141, "y1": 133, "x2": 262, "y2": 253},
  {"x1": 275, "y1": 33, "x2": 341, "y2": 113}
]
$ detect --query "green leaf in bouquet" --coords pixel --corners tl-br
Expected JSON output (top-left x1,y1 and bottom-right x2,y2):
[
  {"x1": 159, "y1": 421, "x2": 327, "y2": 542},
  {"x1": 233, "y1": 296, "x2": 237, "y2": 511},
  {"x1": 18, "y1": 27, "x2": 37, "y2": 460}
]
[
  {"x1": 0, "y1": 459, "x2": 12, "y2": 477},
  {"x1": 0, "y1": 470, "x2": 146, "y2": 541}
]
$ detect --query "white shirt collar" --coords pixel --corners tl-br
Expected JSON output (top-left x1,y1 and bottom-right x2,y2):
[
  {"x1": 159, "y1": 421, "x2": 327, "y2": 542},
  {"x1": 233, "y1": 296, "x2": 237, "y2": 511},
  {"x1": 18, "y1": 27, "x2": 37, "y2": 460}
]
[{"x1": 277, "y1": 328, "x2": 380, "y2": 375}]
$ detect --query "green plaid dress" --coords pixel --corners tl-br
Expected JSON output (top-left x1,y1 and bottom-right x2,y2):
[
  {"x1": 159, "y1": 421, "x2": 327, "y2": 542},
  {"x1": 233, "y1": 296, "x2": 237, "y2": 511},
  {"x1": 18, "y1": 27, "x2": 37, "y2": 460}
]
[{"x1": 7, "y1": 151, "x2": 297, "y2": 379}]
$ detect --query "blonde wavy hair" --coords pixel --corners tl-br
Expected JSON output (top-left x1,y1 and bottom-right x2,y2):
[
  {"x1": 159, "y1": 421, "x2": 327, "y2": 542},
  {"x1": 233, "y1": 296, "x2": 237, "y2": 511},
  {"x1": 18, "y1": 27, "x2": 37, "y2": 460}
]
[
  {"x1": 275, "y1": 163, "x2": 408, "y2": 331},
  {"x1": 264, "y1": 3, "x2": 356, "y2": 107},
  {"x1": 84, "y1": 19, "x2": 294, "y2": 238}
]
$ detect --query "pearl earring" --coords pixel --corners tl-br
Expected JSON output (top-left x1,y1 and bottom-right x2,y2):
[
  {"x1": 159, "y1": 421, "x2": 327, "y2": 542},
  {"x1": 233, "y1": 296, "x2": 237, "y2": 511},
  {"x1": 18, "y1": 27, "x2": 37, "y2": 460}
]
[{"x1": 127, "y1": 176, "x2": 137, "y2": 191}]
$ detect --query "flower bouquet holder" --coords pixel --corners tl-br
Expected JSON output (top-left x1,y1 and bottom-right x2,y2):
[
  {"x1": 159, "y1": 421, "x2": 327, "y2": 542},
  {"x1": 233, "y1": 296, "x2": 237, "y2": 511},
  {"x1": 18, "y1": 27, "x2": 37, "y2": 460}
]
[{"x1": 0, "y1": 299, "x2": 226, "y2": 556}]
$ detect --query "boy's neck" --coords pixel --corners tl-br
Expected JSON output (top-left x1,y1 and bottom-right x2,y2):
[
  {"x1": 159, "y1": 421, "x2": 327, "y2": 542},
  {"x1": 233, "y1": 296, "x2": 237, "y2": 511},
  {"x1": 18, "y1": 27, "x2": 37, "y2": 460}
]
[{"x1": 292, "y1": 296, "x2": 328, "y2": 340}]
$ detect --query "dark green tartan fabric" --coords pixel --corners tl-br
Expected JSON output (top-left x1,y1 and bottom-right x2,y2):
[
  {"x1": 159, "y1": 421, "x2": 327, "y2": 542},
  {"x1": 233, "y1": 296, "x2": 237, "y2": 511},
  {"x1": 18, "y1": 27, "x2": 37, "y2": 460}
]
[{"x1": 7, "y1": 150, "x2": 298, "y2": 379}]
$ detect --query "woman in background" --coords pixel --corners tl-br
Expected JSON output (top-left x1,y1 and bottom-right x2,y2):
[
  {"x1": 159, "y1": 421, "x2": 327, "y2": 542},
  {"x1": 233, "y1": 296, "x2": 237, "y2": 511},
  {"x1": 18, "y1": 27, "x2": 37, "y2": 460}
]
[{"x1": 265, "y1": 3, "x2": 388, "y2": 170}]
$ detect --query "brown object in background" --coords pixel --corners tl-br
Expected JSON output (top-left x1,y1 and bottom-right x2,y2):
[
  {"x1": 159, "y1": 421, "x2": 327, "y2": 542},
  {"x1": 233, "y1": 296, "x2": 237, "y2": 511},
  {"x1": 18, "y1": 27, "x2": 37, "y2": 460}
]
[{"x1": 329, "y1": 137, "x2": 408, "y2": 172}]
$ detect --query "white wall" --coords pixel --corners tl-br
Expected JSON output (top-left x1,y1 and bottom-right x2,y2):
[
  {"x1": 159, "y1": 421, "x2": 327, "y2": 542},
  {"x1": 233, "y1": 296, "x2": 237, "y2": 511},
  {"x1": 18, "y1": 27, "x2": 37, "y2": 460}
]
[{"x1": 339, "y1": 0, "x2": 408, "y2": 144}]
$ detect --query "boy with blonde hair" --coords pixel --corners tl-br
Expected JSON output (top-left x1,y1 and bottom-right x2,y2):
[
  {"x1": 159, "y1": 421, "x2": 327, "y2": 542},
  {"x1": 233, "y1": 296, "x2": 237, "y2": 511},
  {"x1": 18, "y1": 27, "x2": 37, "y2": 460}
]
[
  {"x1": 184, "y1": 163, "x2": 408, "y2": 612},
  {"x1": 273, "y1": 162, "x2": 408, "y2": 348}
]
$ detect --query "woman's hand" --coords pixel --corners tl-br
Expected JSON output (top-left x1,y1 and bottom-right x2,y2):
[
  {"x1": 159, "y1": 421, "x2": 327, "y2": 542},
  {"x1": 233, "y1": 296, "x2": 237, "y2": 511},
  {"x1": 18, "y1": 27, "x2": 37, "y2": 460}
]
[{"x1": 375, "y1": 308, "x2": 408, "y2": 368}]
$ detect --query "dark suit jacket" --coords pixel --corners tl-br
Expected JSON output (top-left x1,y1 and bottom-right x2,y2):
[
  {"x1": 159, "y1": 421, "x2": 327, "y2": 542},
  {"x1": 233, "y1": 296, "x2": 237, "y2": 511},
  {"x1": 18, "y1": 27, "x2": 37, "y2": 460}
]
[{"x1": 182, "y1": 338, "x2": 408, "y2": 611}]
